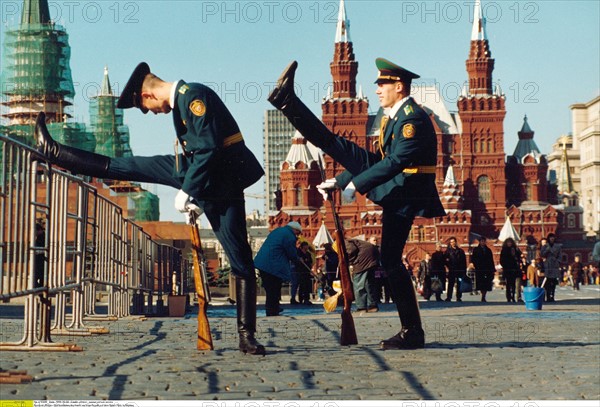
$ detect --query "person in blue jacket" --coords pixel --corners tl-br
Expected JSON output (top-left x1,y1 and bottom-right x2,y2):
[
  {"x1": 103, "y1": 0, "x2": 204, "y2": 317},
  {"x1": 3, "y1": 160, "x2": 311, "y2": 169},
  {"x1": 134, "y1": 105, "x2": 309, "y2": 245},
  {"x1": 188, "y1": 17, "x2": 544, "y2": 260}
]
[
  {"x1": 254, "y1": 222, "x2": 302, "y2": 316},
  {"x1": 268, "y1": 58, "x2": 445, "y2": 350},
  {"x1": 35, "y1": 62, "x2": 265, "y2": 355}
]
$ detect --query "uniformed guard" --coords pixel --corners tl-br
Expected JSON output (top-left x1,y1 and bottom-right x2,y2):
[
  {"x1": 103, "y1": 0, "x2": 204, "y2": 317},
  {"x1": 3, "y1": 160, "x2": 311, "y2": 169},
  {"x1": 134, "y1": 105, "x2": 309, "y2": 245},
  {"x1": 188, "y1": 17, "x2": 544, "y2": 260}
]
[
  {"x1": 268, "y1": 58, "x2": 446, "y2": 349},
  {"x1": 36, "y1": 62, "x2": 266, "y2": 355}
]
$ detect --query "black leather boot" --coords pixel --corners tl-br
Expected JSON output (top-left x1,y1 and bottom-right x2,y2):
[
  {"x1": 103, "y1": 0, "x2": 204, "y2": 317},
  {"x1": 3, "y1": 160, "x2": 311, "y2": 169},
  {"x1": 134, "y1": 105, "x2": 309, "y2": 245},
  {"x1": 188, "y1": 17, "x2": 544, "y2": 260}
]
[
  {"x1": 236, "y1": 275, "x2": 266, "y2": 355},
  {"x1": 36, "y1": 112, "x2": 110, "y2": 178},
  {"x1": 268, "y1": 61, "x2": 335, "y2": 149},
  {"x1": 380, "y1": 267, "x2": 425, "y2": 350}
]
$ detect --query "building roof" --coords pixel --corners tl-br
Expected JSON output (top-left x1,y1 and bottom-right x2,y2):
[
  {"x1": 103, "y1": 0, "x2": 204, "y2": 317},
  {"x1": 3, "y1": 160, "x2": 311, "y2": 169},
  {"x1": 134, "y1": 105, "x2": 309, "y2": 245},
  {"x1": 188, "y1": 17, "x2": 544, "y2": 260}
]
[
  {"x1": 282, "y1": 132, "x2": 319, "y2": 169},
  {"x1": 498, "y1": 217, "x2": 520, "y2": 242},
  {"x1": 512, "y1": 115, "x2": 542, "y2": 162},
  {"x1": 412, "y1": 85, "x2": 460, "y2": 135},
  {"x1": 313, "y1": 222, "x2": 334, "y2": 248}
]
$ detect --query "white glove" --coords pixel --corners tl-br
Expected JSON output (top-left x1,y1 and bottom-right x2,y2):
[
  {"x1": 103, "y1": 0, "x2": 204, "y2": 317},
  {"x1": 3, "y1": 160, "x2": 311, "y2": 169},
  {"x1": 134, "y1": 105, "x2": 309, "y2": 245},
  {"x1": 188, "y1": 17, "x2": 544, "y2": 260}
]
[
  {"x1": 316, "y1": 178, "x2": 338, "y2": 200},
  {"x1": 184, "y1": 204, "x2": 203, "y2": 225},
  {"x1": 174, "y1": 189, "x2": 191, "y2": 213},
  {"x1": 342, "y1": 181, "x2": 356, "y2": 203}
]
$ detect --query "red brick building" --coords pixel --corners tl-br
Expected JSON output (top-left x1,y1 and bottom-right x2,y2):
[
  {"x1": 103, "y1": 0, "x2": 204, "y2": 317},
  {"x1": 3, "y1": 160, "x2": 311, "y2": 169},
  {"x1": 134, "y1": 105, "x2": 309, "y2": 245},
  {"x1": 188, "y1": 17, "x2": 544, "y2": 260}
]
[{"x1": 268, "y1": 0, "x2": 588, "y2": 269}]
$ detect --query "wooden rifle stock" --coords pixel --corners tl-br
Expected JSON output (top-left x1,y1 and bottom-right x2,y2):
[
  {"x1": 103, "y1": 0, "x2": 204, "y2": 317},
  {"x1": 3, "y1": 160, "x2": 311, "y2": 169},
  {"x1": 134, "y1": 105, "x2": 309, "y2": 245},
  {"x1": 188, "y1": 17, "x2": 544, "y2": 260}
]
[
  {"x1": 190, "y1": 213, "x2": 214, "y2": 350},
  {"x1": 328, "y1": 195, "x2": 358, "y2": 346}
]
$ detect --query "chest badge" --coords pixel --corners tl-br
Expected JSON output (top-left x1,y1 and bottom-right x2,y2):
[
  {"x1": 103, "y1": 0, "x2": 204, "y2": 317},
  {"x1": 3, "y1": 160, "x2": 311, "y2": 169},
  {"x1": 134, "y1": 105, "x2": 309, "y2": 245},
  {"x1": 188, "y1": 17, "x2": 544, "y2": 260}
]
[
  {"x1": 190, "y1": 100, "x2": 206, "y2": 117},
  {"x1": 402, "y1": 123, "x2": 416, "y2": 139}
]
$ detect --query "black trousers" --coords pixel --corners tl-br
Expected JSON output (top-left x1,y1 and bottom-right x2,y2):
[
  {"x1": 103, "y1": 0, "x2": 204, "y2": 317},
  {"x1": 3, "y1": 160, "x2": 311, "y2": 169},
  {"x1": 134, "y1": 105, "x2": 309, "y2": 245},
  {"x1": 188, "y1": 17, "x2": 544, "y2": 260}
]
[
  {"x1": 106, "y1": 155, "x2": 255, "y2": 278},
  {"x1": 259, "y1": 270, "x2": 282, "y2": 316},
  {"x1": 314, "y1": 137, "x2": 422, "y2": 328},
  {"x1": 446, "y1": 271, "x2": 464, "y2": 300}
]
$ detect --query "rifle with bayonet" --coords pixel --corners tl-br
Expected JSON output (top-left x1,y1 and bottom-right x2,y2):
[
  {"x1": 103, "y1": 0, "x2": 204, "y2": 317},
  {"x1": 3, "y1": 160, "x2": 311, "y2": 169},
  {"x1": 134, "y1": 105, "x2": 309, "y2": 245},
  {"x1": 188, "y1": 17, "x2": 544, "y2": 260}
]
[
  {"x1": 323, "y1": 191, "x2": 358, "y2": 346},
  {"x1": 189, "y1": 212, "x2": 214, "y2": 350}
]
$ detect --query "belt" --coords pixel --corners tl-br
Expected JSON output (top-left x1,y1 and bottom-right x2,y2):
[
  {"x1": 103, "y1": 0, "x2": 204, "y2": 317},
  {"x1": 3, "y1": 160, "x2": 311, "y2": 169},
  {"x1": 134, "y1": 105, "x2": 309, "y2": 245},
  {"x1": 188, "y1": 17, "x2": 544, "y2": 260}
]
[
  {"x1": 402, "y1": 166, "x2": 436, "y2": 174},
  {"x1": 223, "y1": 132, "x2": 244, "y2": 148}
]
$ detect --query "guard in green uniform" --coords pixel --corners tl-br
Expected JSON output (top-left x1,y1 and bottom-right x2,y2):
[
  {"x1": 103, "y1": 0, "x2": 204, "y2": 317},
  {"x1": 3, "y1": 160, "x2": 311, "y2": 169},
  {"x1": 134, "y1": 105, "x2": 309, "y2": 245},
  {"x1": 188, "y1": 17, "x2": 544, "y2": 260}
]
[
  {"x1": 268, "y1": 58, "x2": 446, "y2": 349},
  {"x1": 36, "y1": 62, "x2": 266, "y2": 355}
]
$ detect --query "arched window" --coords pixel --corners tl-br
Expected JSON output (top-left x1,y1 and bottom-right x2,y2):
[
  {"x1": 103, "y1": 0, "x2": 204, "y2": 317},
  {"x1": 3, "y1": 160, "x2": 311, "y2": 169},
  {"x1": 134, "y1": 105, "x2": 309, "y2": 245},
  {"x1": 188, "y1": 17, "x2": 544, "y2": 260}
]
[
  {"x1": 526, "y1": 183, "x2": 532, "y2": 201},
  {"x1": 487, "y1": 139, "x2": 492, "y2": 153},
  {"x1": 295, "y1": 185, "x2": 303, "y2": 206},
  {"x1": 567, "y1": 214, "x2": 576, "y2": 228},
  {"x1": 477, "y1": 176, "x2": 490, "y2": 202},
  {"x1": 473, "y1": 139, "x2": 479, "y2": 153}
]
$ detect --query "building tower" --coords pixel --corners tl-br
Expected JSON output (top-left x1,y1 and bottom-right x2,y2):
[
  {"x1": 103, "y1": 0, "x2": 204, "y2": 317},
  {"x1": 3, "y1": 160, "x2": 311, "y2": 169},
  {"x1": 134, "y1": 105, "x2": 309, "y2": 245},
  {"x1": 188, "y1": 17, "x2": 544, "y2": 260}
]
[
  {"x1": 506, "y1": 115, "x2": 548, "y2": 205},
  {"x1": 274, "y1": 132, "x2": 323, "y2": 233},
  {"x1": 89, "y1": 67, "x2": 133, "y2": 158},
  {"x1": 320, "y1": 0, "x2": 370, "y2": 235},
  {"x1": 456, "y1": 0, "x2": 507, "y2": 237},
  {"x1": 1, "y1": 0, "x2": 94, "y2": 151},
  {"x1": 263, "y1": 109, "x2": 296, "y2": 214}
]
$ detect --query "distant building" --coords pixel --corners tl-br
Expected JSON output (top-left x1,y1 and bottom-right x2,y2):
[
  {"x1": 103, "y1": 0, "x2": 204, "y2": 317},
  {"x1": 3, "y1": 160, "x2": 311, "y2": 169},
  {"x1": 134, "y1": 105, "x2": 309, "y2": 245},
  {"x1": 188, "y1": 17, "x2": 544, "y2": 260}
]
[{"x1": 263, "y1": 109, "x2": 296, "y2": 214}]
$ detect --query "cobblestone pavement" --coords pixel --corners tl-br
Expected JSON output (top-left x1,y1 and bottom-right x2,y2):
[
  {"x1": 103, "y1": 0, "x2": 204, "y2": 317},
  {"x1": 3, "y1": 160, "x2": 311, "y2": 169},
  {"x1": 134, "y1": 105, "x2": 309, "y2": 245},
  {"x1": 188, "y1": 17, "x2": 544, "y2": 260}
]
[{"x1": 1, "y1": 285, "x2": 599, "y2": 401}]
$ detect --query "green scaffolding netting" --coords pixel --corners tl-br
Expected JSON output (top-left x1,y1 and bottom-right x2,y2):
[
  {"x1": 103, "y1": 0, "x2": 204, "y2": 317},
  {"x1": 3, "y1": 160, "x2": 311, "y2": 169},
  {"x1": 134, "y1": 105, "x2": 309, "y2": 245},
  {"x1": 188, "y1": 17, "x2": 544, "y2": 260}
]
[
  {"x1": 89, "y1": 96, "x2": 133, "y2": 158},
  {"x1": 131, "y1": 190, "x2": 160, "y2": 222},
  {"x1": 2, "y1": 23, "x2": 74, "y2": 99}
]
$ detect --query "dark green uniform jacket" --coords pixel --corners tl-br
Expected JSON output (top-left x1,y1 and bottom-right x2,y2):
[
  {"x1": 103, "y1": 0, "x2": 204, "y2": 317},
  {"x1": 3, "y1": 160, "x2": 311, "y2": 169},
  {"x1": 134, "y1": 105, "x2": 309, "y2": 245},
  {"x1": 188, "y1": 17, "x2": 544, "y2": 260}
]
[
  {"x1": 337, "y1": 97, "x2": 445, "y2": 218},
  {"x1": 172, "y1": 81, "x2": 264, "y2": 200}
]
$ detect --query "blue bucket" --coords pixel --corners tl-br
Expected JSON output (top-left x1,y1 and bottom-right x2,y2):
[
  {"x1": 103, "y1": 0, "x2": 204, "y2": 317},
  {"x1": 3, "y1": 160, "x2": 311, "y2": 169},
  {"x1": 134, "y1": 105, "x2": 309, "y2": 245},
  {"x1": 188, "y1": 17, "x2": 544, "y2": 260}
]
[{"x1": 523, "y1": 287, "x2": 545, "y2": 310}]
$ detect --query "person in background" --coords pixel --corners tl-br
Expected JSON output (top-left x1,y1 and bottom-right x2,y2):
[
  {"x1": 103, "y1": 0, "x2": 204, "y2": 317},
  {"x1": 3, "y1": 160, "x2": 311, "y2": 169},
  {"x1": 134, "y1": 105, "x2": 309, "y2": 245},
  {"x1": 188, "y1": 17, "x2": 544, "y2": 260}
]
[
  {"x1": 321, "y1": 243, "x2": 339, "y2": 290},
  {"x1": 417, "y1": 253, "x2": 432, "y2": 300},
  {"x1": 569, "y1": 255, "x2": 583, "y2": 291},
  {"x1": 526, "y1": 257, "x2": 541, "y2": 288},
  {"x1": 429, "y1": 243, "x2": 447, "y2": 302},
  {"x1": 518, "y1": 253, "x2": 528, "y2": 302},
  {"x1": 444, "y1": 237, "x2": 467, "y2": 302},
  {"x1": 345, "y1": 238, "x2": 381, "y2": 312},
  {"x1": 500, "y1": 238, "x2": 522, "y2": 303},
  {"x1": 471, "y1": 236, "x2": 495, "y2": 302},
  {"x1": 254, "y1": 222, "x2": 302, "y2": 316},
  {"x1": 296, "y1": 240, "x2": 314, "y2": 305},
  {"x1": 541, "y1": 233, "x2": 562, "y2": 302}
]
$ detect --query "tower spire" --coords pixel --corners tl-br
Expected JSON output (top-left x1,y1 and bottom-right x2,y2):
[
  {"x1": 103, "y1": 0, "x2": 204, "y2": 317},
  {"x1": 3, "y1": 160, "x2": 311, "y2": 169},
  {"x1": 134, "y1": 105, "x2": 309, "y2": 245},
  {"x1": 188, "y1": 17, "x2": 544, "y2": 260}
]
[
  {"x1": 21, "y1": 0, "x2": 51, "y2": 25},
  {"x1": 471, "y1": 0, "x2": 487, "y2": 41},
  {"x1": 558, "y1": 140, "x2": 575, "y2": 194},
  {"x1": 465, "y1": 0, "x2": 494, "y2": 96},
  {"x1": 335, "y1": 0, "x2": 351, "y2": 43},
  {"x1": 100, "y1": 66, "x2": 113, "y2": 96}
]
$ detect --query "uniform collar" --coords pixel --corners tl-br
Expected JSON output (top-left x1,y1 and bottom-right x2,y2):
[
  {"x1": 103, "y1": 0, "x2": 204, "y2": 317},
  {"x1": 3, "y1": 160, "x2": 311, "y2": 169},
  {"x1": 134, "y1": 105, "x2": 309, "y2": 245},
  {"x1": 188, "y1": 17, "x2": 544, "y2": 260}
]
[
  {"x1": 385, "y1": 95, "x2": 411, "y2": 118},
  {"x1": 169, "y1": 80, "x2": 184, "y2": 109}
]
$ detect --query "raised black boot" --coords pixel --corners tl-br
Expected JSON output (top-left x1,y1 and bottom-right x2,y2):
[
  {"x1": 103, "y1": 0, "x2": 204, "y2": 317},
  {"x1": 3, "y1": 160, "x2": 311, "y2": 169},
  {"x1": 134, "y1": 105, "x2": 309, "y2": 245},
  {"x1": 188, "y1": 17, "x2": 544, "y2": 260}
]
[
  {"x1": 380, "y1": 267, "x2": 425, "y2": 350},
  {"x1": 36, "y1": 112, "x2": 110, "y2": 178},
  {"x1": 268, "y1": 61, "x2": 335, "y2": 149},
  {"x1": 236, "y1": 275, "x2": 266, "y2": 355}
]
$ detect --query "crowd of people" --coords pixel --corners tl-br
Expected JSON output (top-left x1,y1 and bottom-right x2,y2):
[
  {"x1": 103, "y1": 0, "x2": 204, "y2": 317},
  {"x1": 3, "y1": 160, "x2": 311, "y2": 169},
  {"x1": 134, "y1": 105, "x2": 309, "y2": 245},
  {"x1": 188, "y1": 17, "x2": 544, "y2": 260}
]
[{"x1": 255, "y1": 225, "x2": 600, "y2": 313}]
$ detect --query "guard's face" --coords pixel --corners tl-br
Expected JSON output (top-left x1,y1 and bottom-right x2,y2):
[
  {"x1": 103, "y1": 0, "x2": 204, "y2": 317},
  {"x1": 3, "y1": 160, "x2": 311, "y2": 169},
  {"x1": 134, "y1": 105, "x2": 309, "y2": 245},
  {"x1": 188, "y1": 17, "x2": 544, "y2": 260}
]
[
  {"x1": 376, "y1": 82, "x2": 403, "y2": 108},
  {"x1": 140, "y1": 93, "x2": 171, "y2": 115}
]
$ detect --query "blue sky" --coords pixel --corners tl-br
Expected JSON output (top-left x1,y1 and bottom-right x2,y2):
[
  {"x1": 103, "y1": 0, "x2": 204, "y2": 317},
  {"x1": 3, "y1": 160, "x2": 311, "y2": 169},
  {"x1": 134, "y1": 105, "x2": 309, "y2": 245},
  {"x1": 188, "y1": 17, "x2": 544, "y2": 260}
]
[{"x1": 2, "y1": 0, "x2": 599, "y2": 222}]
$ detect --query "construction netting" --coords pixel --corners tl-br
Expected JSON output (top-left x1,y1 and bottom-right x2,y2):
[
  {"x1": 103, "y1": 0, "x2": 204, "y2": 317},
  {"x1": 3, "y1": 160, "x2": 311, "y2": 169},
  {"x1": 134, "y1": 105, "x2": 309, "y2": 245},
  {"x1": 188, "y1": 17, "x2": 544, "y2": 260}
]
[
  {"x1": 131, "y1": 190, "x2": 160, "y2": 222},
  {"x1": 89, "y1": 96, "x2": 133, "y2": 158},
  {"x1": 1, "y1": 22, "x2": 74, "y2": 105}
]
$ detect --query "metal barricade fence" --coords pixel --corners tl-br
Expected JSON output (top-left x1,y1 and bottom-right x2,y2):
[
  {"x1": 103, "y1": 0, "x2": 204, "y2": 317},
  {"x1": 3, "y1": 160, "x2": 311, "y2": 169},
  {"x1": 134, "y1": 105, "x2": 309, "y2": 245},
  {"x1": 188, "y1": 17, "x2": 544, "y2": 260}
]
[{"x1": 0, "y1": 134, "x2": 191, "y2": 351}]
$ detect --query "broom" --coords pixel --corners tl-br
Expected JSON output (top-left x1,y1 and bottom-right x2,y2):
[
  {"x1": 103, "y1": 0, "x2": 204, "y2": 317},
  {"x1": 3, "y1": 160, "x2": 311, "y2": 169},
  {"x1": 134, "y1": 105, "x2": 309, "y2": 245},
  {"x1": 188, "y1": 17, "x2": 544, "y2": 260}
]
[{"x1": 323, "y1": 291, "x2": 342, "y2": 313}]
